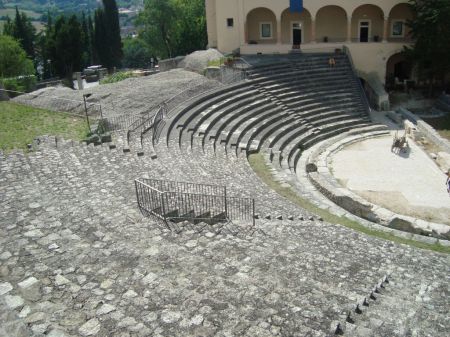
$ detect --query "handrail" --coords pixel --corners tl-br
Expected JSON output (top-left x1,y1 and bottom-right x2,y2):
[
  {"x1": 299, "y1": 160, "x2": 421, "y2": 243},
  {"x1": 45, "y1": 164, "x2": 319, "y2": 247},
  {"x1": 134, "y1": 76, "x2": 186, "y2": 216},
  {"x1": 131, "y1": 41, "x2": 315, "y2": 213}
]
[{"x1": 342, "y1": 45, "x2": 372, "y2": 114}]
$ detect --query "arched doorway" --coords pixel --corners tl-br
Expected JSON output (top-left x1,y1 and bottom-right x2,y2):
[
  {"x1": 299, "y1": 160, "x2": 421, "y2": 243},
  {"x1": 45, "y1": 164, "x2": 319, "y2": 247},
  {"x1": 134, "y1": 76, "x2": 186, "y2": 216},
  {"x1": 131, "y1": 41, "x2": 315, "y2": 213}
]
[
  {"x1": 280, "y1": 8, "x2": 312, "y2": 45},
  {"x1": 316, "y1": 5, "x2": 347, "y2": 43},
  {"x1": 352, "y1": 4, "x2": 384, "y2": 42},
  {"x1": 386, "y1": 52, "x2": 412, "y2": 88},
  {"x1": 246, "y1": 8, "x2": 277, "y2": 44},
  {"x1": 388, "y1": 3, "x2": 414, "y2": 41}
]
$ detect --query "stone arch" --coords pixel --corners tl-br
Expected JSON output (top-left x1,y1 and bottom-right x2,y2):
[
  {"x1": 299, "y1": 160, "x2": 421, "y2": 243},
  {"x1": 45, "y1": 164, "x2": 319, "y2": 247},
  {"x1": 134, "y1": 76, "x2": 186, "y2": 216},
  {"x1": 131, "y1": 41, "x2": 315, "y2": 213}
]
[
  {"x1": 388, "y1": 3, "x2": 414, "y2": 41},
  {"x1": 316, "y1": 5, "x2": 347, "y2": 43},
  {"x1": 386, "y1": 52, "x2": 412, "y2": 87},
  {"x1": 246, "y1": 7, "x2": 277, "y2": 44},
  {"x1": 280, "y1": 7, "x2": 312, "y2": 44},
  {"x1": 351, "y1": 4, "x2": 385, "y2": 42}
]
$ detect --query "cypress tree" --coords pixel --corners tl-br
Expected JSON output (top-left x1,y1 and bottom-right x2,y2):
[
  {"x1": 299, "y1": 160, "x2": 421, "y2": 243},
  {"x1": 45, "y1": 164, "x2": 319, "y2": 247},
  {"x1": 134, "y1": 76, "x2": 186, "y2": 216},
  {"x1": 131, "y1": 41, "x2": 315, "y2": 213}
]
[
  {"x1": 94, "y1": 0, "x2": 123, "y2": 70},
  {"x1": 94, "y1": 9, "x2": 107, "y2": 67},
  {"x1": 88, "y1": 14, "x2": 96, "y2": 64}
]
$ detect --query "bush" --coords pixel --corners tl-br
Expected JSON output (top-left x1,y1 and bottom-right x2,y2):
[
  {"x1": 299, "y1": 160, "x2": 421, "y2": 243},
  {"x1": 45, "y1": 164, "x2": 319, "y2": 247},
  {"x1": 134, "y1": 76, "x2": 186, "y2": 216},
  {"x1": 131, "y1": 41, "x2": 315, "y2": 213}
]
[
  {"x1": 0, "y1": 75, "x2": 37, "y2": 96},
  {"x1": 99, "y1": 71, "x2": 134, "y2": 85}
]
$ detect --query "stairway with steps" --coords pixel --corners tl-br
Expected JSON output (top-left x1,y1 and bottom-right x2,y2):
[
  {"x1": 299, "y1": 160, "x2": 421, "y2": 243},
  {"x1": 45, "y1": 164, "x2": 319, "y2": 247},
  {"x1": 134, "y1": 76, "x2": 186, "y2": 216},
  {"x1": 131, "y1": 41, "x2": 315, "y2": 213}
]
[
  {"x1": 0, "y1": 125, "x2": 448, "y2": 337},
  {"x1": 163, "y1": 53, "x2": 386, "y2": 172}
]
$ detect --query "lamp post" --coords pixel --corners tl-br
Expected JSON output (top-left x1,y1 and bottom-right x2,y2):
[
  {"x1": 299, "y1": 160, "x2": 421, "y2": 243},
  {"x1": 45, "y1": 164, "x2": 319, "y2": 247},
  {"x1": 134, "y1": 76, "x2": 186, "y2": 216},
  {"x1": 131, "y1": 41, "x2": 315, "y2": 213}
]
[{"x1": 83, "y1": 93, "x2": 92, "y2": 131}]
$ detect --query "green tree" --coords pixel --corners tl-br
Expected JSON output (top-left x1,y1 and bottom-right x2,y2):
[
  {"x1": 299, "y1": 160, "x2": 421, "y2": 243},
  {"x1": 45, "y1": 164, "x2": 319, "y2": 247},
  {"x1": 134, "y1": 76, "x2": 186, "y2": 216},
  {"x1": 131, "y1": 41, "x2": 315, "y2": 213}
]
[
  {"x1": 123, "y1": 37, "x2": 152, "y2": 68},
  {"x1": 0, "y1": 35, "x2": 34, "y2": 77},
  {"x1": 172, "y1": 0, "x2": 207, "y2": 56},
  {"x1": 138, "y1": 0, "x2": 177, "y2": 58},
  {"x1": 93, "y1": 0, "x2": 123, "y2": 70},
  {"x1": 81, "y1": 12, "x2": 92, "y2": 68},
  {"x1": 47, "y1": 15, "x2": 83, "y2": 87},
  {"x1": 137, "y1": 0, "x2": 207, "y2": 59},
  {"x1": 406, "y1": 0, "x2": 450, "y2": 94},
  {"x1": 94, "y1": 9, "x2": 107, "y2": 66},
  {"x1": 2, "y1": 8, "x2": 36, "y2": 61}
]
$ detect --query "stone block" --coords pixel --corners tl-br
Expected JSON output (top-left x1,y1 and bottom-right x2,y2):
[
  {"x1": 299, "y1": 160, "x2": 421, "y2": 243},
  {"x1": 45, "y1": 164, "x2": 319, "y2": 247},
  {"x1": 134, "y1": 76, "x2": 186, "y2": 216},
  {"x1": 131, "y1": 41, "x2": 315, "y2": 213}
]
[
  {"x1": 436, "y1": 152, "x2": 450, "y2": 171},
  {"x1": 100, "y1": 133, "x2": 112, "y2": 143}
]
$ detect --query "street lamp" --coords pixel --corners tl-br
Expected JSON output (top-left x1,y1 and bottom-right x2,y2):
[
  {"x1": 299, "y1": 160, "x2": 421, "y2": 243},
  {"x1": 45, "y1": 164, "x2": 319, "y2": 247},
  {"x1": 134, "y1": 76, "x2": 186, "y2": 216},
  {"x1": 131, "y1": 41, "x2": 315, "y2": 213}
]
[{"x1": 83, "y1": 93, "x2": 93, "y2": 131}]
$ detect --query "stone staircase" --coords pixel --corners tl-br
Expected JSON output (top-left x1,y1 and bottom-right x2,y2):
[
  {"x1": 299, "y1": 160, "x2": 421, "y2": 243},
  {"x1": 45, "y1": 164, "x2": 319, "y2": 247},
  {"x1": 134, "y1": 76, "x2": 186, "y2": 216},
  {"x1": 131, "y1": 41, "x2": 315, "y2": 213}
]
[{"x1": 163, "y1": 53, "x2": 386, "y2": 173}]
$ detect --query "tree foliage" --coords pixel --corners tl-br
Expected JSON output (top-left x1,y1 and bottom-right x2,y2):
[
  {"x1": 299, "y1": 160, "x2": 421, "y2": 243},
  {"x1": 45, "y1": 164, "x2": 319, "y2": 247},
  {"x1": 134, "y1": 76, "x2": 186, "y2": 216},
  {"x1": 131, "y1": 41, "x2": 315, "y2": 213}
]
[
  {"x1": 94, "y1": 0, "x2": 123, "y2": 70},
  {"x1": 3, "y1": 7, "x2": 37, "y2": 60},
  {"x1": 406, "y1": 0, "x2": 450, "y2": 90},
  {"x1": 137, "y1": 0, "x2": 207, "y2": 59},
  {"x1": 46, "y1": 15, "x2": 83, "y2": 86},
  {"x1": 123, "y1": 37, "x2": 152, "y2": 68},
  {"x1": 0, "y1": 35, "x2": 34, "y2": 78}
]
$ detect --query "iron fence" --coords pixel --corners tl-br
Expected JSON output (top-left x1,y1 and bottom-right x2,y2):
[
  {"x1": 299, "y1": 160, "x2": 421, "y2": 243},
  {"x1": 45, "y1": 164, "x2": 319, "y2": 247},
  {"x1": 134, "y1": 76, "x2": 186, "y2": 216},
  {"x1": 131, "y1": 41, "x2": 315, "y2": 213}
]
[
  {"x1": 99, "y1": 114, "x2": 143, "y2": 132},
  {"x1": 135, "y1": 178, "x2": 255, "y2": 229}
]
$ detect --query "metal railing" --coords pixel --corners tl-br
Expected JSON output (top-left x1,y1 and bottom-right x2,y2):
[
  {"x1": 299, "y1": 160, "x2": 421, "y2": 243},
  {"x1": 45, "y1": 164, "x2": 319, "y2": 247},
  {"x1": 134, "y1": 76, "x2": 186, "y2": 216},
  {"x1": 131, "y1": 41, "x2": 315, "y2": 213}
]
[
  {"x1": 135, "y1": 178, "x2": 255, "y2": 229},
  {"x1": 126, "y1": 104, "x2": 162, "y2": 144}
]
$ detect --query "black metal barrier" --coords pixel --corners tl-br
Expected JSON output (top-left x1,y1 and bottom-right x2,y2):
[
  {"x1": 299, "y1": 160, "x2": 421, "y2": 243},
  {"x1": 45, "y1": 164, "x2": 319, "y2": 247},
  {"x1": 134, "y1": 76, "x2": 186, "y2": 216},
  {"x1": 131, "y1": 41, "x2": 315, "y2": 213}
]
[{"x1": 135, "y1": 178, "x2": 255, "y2": 229}]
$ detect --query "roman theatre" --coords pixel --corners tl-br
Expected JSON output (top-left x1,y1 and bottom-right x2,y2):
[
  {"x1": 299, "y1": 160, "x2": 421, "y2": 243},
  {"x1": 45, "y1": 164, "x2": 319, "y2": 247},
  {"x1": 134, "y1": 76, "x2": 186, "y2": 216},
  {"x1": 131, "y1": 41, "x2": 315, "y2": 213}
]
[{"x1": 1, "y1": 1, "x2": 449, "y2": 336}]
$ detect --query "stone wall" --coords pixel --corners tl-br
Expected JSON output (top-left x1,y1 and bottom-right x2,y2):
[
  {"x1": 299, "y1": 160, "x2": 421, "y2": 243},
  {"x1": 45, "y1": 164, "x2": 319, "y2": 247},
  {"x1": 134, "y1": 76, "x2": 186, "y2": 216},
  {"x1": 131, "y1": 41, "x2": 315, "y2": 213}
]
[{"x1": 398, "y1": 107, "x2": 450, "y2": 154}]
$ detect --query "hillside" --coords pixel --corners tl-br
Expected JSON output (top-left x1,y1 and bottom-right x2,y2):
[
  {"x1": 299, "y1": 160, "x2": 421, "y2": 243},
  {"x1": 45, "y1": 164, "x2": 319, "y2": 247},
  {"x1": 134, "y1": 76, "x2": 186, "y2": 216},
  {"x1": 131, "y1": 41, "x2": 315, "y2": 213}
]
[{"x1": 0, "y1": 0, "x2": 143, "y2": 14}]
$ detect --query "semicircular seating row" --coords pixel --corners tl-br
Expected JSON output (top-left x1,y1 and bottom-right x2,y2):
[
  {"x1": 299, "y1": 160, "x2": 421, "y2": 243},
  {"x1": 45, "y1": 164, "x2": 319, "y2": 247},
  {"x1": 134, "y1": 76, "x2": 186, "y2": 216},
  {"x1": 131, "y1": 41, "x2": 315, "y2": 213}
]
[{"x1": 165, "y1": 54, "x2": 386, "y2": 172}]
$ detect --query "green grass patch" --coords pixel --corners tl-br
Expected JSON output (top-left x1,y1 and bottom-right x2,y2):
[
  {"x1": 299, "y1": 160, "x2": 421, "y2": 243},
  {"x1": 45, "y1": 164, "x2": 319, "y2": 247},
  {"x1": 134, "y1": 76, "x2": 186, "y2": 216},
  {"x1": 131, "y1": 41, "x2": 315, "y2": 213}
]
[
  {"x1": 0, "y1": 101, "x2": 89, "y2": 152},
  {"x1": 248, "y1": 153, "x2": 450, "y2": 254},
  {"x1": 100, "y1": 71, "x2": 134, "y2": 85},
  {"x1": 207, "y1": 58, "x2": 226, "y2": 67}
]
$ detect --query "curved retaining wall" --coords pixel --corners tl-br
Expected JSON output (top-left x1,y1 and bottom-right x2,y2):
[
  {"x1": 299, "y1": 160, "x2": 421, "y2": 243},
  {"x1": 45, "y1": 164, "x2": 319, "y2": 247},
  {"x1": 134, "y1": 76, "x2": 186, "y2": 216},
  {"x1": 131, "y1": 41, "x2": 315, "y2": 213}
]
[{"x1": 306, "y1": 132, "x2": 450, "y2": 241}]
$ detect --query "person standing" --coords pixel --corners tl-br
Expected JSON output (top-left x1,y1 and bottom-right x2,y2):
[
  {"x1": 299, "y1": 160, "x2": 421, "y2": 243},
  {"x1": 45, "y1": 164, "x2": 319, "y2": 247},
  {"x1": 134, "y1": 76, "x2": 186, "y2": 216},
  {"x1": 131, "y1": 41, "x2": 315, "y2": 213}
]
[
  {"x1": 328, "y1": 57, "x2": 336, "y2": 68},
  {"x1": 447, "y1": 169, "x2": 450, "y2": 195}
]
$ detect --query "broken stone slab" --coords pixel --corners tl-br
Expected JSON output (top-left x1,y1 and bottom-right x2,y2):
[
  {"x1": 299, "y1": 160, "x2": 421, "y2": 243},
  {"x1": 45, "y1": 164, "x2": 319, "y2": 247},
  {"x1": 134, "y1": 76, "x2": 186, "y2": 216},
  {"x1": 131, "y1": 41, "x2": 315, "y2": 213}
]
[
  {"x1": 0, "y1": 282, "x2": 13, "y2": 295},
  {"x1": 5, "y1": 295, "x2": 25, "y2": 309},
  {"x1": 18, "y1": 276, "x2": 41, "y2": 301},
  {"x1": 96, "y1": 303, "x2": 116, "y2": 316},
  {"x1": 79, "y1": 318, "x2": 101, "y2": 336}
]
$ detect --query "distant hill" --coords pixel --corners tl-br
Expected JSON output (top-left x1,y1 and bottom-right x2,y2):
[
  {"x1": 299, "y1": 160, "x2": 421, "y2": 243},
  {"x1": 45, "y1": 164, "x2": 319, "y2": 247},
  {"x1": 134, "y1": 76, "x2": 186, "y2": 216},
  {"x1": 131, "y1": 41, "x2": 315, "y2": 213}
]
[{"x1": 0, "y1": 1, "x2": 143, "y2": 14}]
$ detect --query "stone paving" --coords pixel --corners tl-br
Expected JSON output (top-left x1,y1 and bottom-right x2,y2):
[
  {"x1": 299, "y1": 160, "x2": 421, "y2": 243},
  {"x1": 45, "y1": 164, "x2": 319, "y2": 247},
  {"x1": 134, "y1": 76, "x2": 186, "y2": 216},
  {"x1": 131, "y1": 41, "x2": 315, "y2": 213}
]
[{"x1": 0, "y1": 134, "x2": 449, "y2": 337}]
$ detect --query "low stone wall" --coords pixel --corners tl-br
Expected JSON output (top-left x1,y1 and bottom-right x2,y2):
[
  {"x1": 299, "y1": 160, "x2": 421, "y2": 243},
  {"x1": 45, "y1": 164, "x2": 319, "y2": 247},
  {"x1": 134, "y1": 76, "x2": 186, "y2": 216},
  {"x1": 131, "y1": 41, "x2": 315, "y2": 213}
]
[
  {"x1": 158, "y1": 56, "x2": 185, "y2": 72},
  {"x1": 398, "y1": 107, "x2": 450, "y2": 154},
  {"x1": 307, "y1": 132, "x2": 450, "y2": 241}
]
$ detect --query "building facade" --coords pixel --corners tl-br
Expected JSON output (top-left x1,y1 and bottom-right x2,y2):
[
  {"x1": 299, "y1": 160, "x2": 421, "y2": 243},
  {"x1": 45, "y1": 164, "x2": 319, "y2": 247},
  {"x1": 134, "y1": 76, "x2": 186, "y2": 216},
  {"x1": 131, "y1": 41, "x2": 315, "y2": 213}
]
[{"x1": 205, "y1": 0, "x2": 415, "y2": 84}]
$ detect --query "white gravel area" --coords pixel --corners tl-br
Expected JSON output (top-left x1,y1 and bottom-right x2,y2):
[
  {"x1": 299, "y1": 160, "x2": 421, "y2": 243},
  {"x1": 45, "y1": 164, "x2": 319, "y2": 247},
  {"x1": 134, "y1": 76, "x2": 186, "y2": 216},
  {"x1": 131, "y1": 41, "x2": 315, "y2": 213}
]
[
  {"x1": 331, "y1": 134, "x2": 450, "y2": 225},
  {"x1": 179, "y1": 49, "x2": 224, "y2": 74},
  {"x1": 13, "y1": 69, "x2": 221, "y2": 117}
]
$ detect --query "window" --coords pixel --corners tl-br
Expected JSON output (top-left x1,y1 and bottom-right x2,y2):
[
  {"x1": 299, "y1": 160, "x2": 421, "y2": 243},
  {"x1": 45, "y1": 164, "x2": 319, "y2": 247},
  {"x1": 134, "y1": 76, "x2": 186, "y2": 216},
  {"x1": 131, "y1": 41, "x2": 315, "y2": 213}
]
[
  {"x1": 391, "y1": 20, "x2": 405, "y2": 37},
  {"x1": 227, "y1": 18, "x2": 234, "y2": 28},
  {"x1": 260, "y1": 22, "x2": 272, "y2": 39}
]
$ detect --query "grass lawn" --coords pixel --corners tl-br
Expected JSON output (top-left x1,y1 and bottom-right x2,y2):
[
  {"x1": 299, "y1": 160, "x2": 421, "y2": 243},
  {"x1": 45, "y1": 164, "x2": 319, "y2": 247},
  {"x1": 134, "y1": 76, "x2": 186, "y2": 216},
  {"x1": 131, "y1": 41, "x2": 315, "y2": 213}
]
[
  {"x1": 248, "y1": 153, "x2": 450, "y2": 254},
  {"x1": 0, "y1": 101, "x2": 89, "y2": 152}
]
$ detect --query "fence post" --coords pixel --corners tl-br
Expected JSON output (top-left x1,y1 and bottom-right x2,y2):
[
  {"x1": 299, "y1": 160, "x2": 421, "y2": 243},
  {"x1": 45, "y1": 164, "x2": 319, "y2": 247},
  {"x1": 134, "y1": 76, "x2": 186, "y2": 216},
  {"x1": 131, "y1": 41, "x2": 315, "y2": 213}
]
[
  {"x1": 252, "y1": 199, "x2": 255, "y2": 227},
  {"x1": 161, "y1": 192, "x2": 167, "y2": 219},
  {"x1": 135, "y1": 180, "x2": 140, "y2": 208},
  {"x1": 224, "y1": 186, "x2": 228, "y2": 219}
]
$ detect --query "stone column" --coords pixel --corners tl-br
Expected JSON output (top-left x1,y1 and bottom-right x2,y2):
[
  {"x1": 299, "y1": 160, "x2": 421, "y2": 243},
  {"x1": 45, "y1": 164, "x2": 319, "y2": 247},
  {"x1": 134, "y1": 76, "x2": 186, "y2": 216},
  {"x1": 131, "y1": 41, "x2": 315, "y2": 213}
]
[
  {"x1": 311, "y1": 18, "x2": 316, "y2": 43},
  {"x1": 346, "y1": 16, "x2": 352, "y2": 43},
  {"x1": 383, "y1": 16, "x2": 389, "y2": 42},
  {"x1": 277, "y1": 18, "x2": 282, "y2": 44}
]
